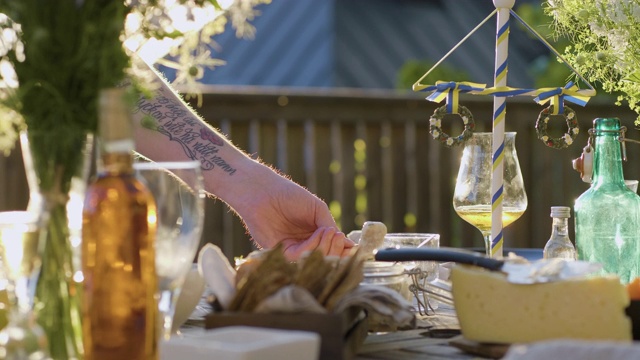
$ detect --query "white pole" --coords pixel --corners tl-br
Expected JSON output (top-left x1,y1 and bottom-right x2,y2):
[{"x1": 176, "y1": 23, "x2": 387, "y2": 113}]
[{"x1": 490, "y1": 0, "x2": 514, "y2": 258}]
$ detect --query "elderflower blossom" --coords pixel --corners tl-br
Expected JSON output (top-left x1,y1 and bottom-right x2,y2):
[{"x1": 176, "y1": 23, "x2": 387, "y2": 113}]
[{"x1": 545, "y1": 0, "x2": 640, "y2": 123}]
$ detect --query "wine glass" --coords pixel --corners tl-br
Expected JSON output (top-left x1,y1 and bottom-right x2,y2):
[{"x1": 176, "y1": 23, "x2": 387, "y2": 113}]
[
  {"x1": 134, "y1": 161, "x2": 205, "y2": 340},
  {"x1": 453, "y1": 132, "x2": 528, "y2": 257},
  {"x1": 0, "y1": 211, "x2": 48, "y2": 359}
]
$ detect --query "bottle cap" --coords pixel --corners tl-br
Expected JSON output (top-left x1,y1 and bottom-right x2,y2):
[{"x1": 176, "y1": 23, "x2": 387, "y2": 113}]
[{"x1": 550, "y1": 206, "x2": 571, "y2": 218}]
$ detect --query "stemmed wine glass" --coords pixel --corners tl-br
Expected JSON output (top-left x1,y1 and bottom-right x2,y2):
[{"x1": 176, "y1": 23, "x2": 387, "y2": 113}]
[
  {"x1": 453, "y1": 132, "x2": 528, "y2": 257},
  {"x1": 0, "y1": 211, "x2": 48, "y2": 359},
  {"x1": 134, "y1": 161, "x2": 205, "y2": 340}
]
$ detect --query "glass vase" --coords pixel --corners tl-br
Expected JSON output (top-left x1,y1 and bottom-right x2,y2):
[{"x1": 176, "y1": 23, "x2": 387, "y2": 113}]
[{"x1": 20, "y1": 131, "x2": 93, "y2": 359}]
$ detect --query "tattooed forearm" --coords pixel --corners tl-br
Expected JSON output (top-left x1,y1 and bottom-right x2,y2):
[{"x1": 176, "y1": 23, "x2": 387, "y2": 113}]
[{"x1": 135, "y1": 94, "x2": 237, "y2": 175}]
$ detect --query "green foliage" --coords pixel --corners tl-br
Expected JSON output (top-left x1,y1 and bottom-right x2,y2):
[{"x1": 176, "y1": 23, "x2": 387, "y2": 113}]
[
  {"x1": 543, "y1": 0, "x2": 640, "y2": 124},
  {"x1": 0, "y1": 0, "x2": 271, "y2": 155},
  {"x1": 0, "y1": 0, "x2": 131, "y2": 193}
]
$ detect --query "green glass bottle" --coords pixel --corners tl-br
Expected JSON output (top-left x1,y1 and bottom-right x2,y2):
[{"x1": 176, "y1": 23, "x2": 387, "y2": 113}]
[{"x1": 574, "y1": 118, "x2": 640, "y2": 284}]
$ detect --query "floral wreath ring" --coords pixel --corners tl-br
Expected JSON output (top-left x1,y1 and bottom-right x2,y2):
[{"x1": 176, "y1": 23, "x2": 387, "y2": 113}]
[
  {"x1": 535, "y1": 105, "x2": 578, "y2": 149},
  {"x1": 429, "y1": 105, "x2": 475, "y2": 147}
]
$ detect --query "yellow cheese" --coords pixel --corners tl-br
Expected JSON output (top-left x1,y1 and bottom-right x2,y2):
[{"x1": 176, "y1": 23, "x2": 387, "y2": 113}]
[{"x1": 451, "y1": 265, "x2": 632, "y2": 344}]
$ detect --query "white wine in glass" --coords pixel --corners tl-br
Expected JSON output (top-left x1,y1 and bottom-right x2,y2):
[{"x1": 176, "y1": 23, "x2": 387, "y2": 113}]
[
  {"x1": 453, "y1": 133, "x2": 527, "y2": 257},
  {"x1": 455, "y1": 205, "x2": 525, "y2": 234}
]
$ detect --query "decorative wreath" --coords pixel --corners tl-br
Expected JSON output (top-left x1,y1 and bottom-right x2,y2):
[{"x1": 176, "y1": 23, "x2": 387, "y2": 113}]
[
  {"x1": 535, "y1": 105, "x2": 579, "y2": 149},
  {"x1": 429, "y1": 105, "x2": 475, "y2": 147}
]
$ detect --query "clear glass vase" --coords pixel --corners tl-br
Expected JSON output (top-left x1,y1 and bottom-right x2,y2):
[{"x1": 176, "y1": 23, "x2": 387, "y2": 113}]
[{"x1": 20, "y1": 131, "x2": 93, "y2": 359}]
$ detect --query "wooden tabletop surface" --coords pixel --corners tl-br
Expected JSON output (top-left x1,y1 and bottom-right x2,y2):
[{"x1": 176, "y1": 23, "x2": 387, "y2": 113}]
[
  {"x1": 182, "y1": 298, "x2": 507, "y2": 360},
  {"x1": 355, "y1": 304, "x2": 500, "y2": 360}
]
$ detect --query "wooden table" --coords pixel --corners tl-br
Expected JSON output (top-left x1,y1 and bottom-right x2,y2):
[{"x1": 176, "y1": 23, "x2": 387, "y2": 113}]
[
  {"x1": 183, "y1": 299, "x2": 506, "y2": 360},
  {"x1": 355, "y1": 304, "x2": 500, "y2": 360}
]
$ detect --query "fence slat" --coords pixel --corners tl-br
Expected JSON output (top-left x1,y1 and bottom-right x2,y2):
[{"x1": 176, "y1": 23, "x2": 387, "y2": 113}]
[{"x1": 304, "y1": 119, "x2": 317, "y2": 193}]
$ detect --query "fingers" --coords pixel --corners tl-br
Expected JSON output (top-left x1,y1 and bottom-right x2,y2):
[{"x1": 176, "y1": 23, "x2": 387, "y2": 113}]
[
  {"x1": 282, "y1": 227, "x2": 359, "y2": 261},
  {"x1": 315, "y1": 227, "x2": 337, "y2": 255},
  {"x1": 316, "y1": 228, "x2": 356, "y2": 258},
  {"x1": 341, "y1": 246, "x2": 358, "y2": 258}
]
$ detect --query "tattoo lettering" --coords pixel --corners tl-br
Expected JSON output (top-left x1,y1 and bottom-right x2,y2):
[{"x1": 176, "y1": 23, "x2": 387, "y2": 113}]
[{"x1": 135, "y1": 95, "x2": 236, "y2": 175}]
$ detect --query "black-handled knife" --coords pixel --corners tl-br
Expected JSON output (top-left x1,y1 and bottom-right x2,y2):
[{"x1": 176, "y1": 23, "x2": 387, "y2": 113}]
[{"x1": 374, "y1": 247, "x2": 505, "y2": 272}]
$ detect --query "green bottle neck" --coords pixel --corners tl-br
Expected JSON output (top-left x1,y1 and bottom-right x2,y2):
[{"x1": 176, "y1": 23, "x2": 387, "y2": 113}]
[{"x1": 592, "y1": 118, "x2": 625, "y2": 187}]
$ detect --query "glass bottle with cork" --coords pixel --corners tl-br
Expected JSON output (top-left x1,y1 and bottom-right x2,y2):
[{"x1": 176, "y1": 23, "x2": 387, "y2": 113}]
[
  {"x1": 82, "y1": 88, "x2": 158, "y2": 359},
  {"x1": 543, "y1": 206, "x2": 576, "y2": 260},
  {"x1": 574, "y1": 117, "x2": 640, "y2": 284}
]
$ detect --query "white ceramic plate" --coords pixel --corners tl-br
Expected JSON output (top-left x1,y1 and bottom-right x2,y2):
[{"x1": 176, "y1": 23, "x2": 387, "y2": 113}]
[{"x1": 161, "y1": 326, "x2": 321, "y2": 360}]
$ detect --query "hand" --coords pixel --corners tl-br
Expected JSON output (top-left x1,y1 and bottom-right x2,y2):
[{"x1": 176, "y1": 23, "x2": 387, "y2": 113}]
[{"x1": 233, "y1": 164, "x2": 355, "y2": 260}]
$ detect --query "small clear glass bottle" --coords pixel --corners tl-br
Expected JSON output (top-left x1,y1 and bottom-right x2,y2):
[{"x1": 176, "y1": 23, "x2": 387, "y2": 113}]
[{"x1": 543, "y1": 206, "x2": 576, "y2": 260}]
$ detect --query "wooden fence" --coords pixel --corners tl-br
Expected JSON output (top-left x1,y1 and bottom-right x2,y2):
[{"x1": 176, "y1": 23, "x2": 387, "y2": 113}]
[{"x1": 2, "y1": 86, "x2": 639, "y2": 260}]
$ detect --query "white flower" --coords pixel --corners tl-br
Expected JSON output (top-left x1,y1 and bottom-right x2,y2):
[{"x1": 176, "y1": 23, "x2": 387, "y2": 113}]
[
  {"x1": 572, "y1": 127, "x2": 580, "y2": 135},
  {"x1": 462, "y1": 116, "x2": 469, "y2": 124},
  {"x1": 542, "y1": 136, "x2": 549, "y2": 141},
  {"x1": 0, "y1": 107, "x2": 23, "y2": 155},
  {"x1": 544, "y1": 116, "x2": 550, "y2": 123},
  {"x1": 545, "y1": 0, "x2": 640, "y2": 124},
  {"x1": 607, "y1": 29, "x2": 630, "y2": 54},
  {"x1": 432, "y1": 130, "x2": 440, "y2": 138},
  {"x1": 0, "y1": 59, "x2": 18, "y2": 89},
  {"x1": 564, "y1": 134, "x2": 573, "y2": 145},
  {"x1": 567, "y1": 112, "x2": 575, "y2": 120},
  {"x1": 446, "y1": 137, "x2": 454, "y2": 146}
]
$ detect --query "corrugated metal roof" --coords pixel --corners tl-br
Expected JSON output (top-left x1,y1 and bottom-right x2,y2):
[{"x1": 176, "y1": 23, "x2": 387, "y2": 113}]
[
  {"x1": 196, "y1": 0, "x2": 547, "y2": 90},
  {"x1": 199, "y1": 0, "x2": 335, "y2": 87}
]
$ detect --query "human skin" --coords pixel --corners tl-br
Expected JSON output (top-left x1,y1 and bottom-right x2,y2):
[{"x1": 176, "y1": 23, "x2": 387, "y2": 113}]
[{"x1": 130, "y1": 72, "x2": 355, "y2": 260}]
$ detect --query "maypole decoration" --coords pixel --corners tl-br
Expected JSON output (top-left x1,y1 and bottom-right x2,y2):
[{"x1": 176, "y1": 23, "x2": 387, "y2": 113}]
[
  {"x1": 413, "y1": 0, "x2": 596, "y2": 258},
  {"x1": 490, "y1": 0, "x2": 511, "y2": 258}
]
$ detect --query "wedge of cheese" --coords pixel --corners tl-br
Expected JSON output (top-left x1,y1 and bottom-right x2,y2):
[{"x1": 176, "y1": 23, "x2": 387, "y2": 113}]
[{"x1": 451, "y1": 265, "x2": 632, "y2": 344}]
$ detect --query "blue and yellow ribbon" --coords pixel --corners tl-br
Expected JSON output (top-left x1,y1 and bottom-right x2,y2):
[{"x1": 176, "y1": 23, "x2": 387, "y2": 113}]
[
  {"x1": 420, "y1": 81, "x2": 592, "y2": 115},
  {"x1": 534, "y1": 82, "x2": 590, "y2": 114},
  {"x1": 424, "y1": 81, "x2": 486, "y2": 114}
]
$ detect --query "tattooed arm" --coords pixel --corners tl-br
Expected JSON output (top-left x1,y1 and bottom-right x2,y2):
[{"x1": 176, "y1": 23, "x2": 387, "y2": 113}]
[{"x1": 131, "y1": 74, "x2": 355, "y2": 260}]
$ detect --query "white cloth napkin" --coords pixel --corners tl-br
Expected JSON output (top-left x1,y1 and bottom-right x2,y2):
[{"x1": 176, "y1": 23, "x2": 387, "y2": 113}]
[
  {"x1": 334, "y1": 284, "x2": 416, "y2": 330},
  {"x1": 197, "y1": 243, "x2": 237, "y2": 309},
  {"x1": 253, "y1": 285, "x2": 327, "y2": 314}
]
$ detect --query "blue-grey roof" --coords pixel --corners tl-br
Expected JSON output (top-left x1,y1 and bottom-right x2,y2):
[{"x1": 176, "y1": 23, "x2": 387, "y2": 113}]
[{"x1": 195, "y1": 0, "x2": 547, "y2": 90}]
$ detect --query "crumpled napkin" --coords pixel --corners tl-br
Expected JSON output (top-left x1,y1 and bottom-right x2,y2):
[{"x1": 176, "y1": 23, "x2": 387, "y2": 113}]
[
  {"x1": 502, "y1": 258, "x2": 603, "y2": 284},
  {"x1": 253, "y1": 285, "x2": 327, "y2": 314},
  {"x1": 197, "y1": 243, "x2": 237, "y2": 309},
  {"x1": 334, "y1": 284, "x2": 416, "y2": 331},
  {"x1": 503, "y1": 339, "x2": 640, "y2": 360}
]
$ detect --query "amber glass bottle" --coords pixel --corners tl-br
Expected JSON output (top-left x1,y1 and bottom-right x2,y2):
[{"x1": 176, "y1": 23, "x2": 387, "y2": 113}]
[{"x1": 82, "y1": 88, "x2": 158, "y2": 360}]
